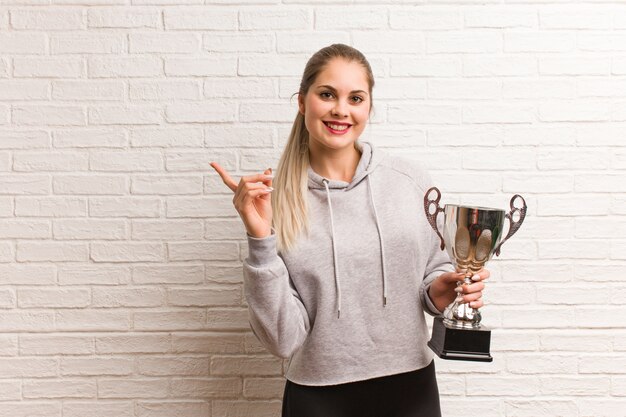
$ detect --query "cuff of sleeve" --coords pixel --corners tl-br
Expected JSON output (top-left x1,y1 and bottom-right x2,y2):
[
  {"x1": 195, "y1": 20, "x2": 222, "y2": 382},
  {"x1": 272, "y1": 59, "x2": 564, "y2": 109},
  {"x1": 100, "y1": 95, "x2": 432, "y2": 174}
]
[
  {"x1": 246, "y1": 231, "x2": 279, "y2": 267},
  {"x1": 423, "y1": 283, "x2": 443, "y2": 316}
]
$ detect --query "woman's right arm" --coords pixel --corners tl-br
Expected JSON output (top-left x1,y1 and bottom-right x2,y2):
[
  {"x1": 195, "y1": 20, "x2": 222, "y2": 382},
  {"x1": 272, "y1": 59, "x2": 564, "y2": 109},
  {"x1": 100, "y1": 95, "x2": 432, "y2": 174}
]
[{"x1": 210, "y1": 162, "x2": 310, "y2": 359}]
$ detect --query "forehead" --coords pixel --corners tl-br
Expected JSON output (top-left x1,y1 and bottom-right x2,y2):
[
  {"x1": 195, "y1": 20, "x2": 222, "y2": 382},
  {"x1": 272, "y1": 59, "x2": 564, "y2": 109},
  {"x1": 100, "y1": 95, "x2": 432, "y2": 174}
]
[{"x1": 313, "y1": 58, "x2": 369, "y2": 91}]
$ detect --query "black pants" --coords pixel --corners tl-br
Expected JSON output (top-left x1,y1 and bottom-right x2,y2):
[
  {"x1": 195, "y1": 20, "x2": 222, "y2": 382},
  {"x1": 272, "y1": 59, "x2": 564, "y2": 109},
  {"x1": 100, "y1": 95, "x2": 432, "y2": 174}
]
[{"x1": 281, "y1": 360, "x2": 441, "y2": 417}]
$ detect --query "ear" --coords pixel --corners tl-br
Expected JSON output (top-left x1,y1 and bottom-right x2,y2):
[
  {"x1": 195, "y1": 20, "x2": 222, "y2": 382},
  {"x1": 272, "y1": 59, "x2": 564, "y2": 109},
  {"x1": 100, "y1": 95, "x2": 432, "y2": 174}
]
[{"x1": 297, "y1": 93, "x2": 305, "y2": 115}]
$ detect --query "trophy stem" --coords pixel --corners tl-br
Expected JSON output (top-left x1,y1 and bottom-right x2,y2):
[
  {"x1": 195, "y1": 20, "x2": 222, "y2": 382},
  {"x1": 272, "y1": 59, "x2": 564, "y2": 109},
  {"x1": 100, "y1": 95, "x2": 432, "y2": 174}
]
[{"x1": 442, "y1": 275, "x2": 482, "y2": 329}]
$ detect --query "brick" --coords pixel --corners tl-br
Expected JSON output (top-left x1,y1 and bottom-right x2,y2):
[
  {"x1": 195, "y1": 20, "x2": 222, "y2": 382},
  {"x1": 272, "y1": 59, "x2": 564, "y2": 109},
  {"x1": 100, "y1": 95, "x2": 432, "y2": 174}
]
[
  {"x1": 428, "y1": 79, "x2": 499, "y2": 99},
  {"x1": 169, "y1": 242, "x2": 239, "y2": 262},
  {"x1": 166, "y1": 197, "x2": 235, "y2": 218},
  {"x1": 540, "y1": 376, "x2": 609, "y2": 395},
  {"x1": 276, "y1": 31, "x2": 350, "y2": 53},
  {"x1": 164, "y1": 8, "x2": 236, "y2": 30},
  {"x1": 169, "y1": 378, "x2": 242, "y2": 398},
  {"x1": 204, "y1": 32, "x2": 273, "y2": 53},
  {"x1": 96, "y1": 334, "x2": 170, "y2": 354},
  {"x1": 238, "y1": 55, "x2": 306, "y2": 77},
  {"x1": 389, "y1": 103, "x2": 460, "y2": 124},
  {"x1": 54, "y1": 129, "x2": 127, "y2": 148},
  {"x1": 0, "y1": 288, "x2": 16, "y2": 307},
  {"x1": 133, "y1": 310, "x2": 206, "y2": 331},
  {"x1": 506, "y1": 354, "x2": 577, "y2": 374},
  {"x1": 579, "y1": 33, "x2": 626, "y2": 51},
  {"x1": 89, "y1": 197, "x2": 160, "y2": 218},
  {"x1": 130, "y1": 80, "x2": 201, "y2": 100},
  {"x1": 204, "y1": 78, "x2": 274, "y2": 99},
  {"x1": 0, "y1": 358, "x2": 57, "y2": 378},
  {"x1": 0, "y1": 131, "x2": 49, "y2": 149},
  {"x1": 53, "y1": 175, "x2": 126, "y2": 195},
  {"x1": 540, "y1": 332, "x2": 612, "y2": 352},
  {"x1": 165, "y1": 102, "x2": 236, "y2": 123},
  {"x1": 465, "y1": 375, "x2": 539, "y2": 396},
  {"x1": 90, "y1": 151, "x2": 163, "y2": 171},
  {"x1": 133, "y1": 264, "x2": 204, "y2": 284},
  {"x1": 14, "y1": 152, "x2": 88, "y2": 172},
  {"x1": 19, "y1": 335, "x2": 94, "y2": 355},
  {"x1": 206, "y1": 308, "x2": 249, "y2": 330},
  {"x1": 243, "y1": 377, "x2": 284, "y2": 399},
  {"x1": 354, "y1": 31, "x2": 425, "y2": 54},
  {"x1": 504, "y1": 400, "x2": 578, "y2": 417},
  {"x1": 205, "y1": 126, "x2": 274, "y2": 148},
  {"x1": 0, "y1": 380, "x2": 20, "y2": 400},
  {"x1": 464, "y1": 6, "x2": 535, "y2": 28},
  {"x1": 464, "y1": 104, "x2": 534, "y2": 124},
  {"x1": 63, "y1": 402, "x2": 133, "y2": 417},
  {"x1": 165, "y1": 56, "x2": 236, "y2": 76},
  {"x1": 56, "y1": 310, "x2": 130, "y2": 331},
  {"x1": 89, "y1": 56, "x2": 162, "y2": 78},
  {"x1": 0, "y1": 33, "x2": 46, "y2": 54},
  {"x1": 540, "y1": 56, "x2": 610, "y2": 76},
  {"x1": 131, "y1": 175, "x2": 202, "y2": 195},
  {"x1": 61, "y1": 357, "x2": 133, "y2": 376},
  {"x1": 206, "y1": 219, "x2": 246, "y2": 240},
  {"x1": 0, "y1": 335, "x2": 18, "y2": 356},
  {"x1": 136, "y1": 401, "x2": 209, "y2": 417},
  {"x1": 129, "y1": 33, "x2": 199, "y2": 53},
  {"x1": 390, "y1": 56, "x2": 460, "y2": 77},
  {"x1": 211, "y1": 355, "x2": 282, "y2": 376},
  {"x1": 0, "y1": 80, "x2": 48, "y2": 100},
  {"x1": 540, "y1": 7, "x2": 612, "y2": 29},
  {"x1": 88, "y1": 7, "x2": 159, "y2": 28},
  {"x1": 131, "y1": 127, "x2": 203, "y2": 148},
  {"x1": 13, "y1": 105, "x2": 86, "y2": 126},
  {"x1": 0, "y1": 264, "x2": 56, "y2": 285},
  {"x1": 11, "y1": 9, "x2": 83, "y2": 30},
  {"x1": 137, "y1": 356, "x2": 209, "y2": 376},
  {"x1": 428, "y1": 32, "x2": 501, "y2": 53},
  {"x1": 505, "y1": 32, "x2": 575, "y2": 52},
  {"x1": 90, "y1": 242, "x2": 165, "y2": 262},
  {"x1": 172, "y1": 333, "x2": 245, "y2": 354},
  {"x1": 167, "y1": 150, "x2": 235, "y2": 172},
  {"x1": 51, "y1": 34, "x2": 125, "y2": 54},
  {"x1": 503, "y1": 79, "x2": 576, "y2": 99},
  {"x1": 14, "y1": 57, "x2": 83, "y2": 78},
  {"x1": 464, "y1": 55, "x2": 536, "y2": 77},
  {"x1": 89, "y1": 105, "x2": 162, "y2": 125},
  {"x1": 98, "y1": 379, "x2": 169, "y2": 399},
  {"x1": 579, "y1": 355, "x2": 626, "y2": 373},
  {"x1": 391, "y1": 7, "x2": 460, "y2": 30},
  {"x1": 131, "y1": 219, "x2": 202, "y2": 240},
  {"x1": 538, "y1": 195, "x2": 609, "y2": 216},
  {"x1": 23, "y1": 379, "x2": 96, "y2": 399},
  {"x1": 167, "y1": 286, "x2": 241, "y2": 307},
  {"x1": 18, "y1": 288, "x2": 90, "y2": 308},
  {"x1": 239, "y1": 9, "x2": 311, "y2": 30},
  {"x1": 92, "y1": 287, "x2": 164, "y2": 307},
  {"x1": 17, "y1": 241, "x2": 89, "y2": 262},
  {"x1": 59, "y1": 265, "x2": 130, "y2": 285},
  {"x1": 0, "y1": 403, "x2": 61, "y2": 417},
  {"x1": 538, "y1": 148, "x2": 609, "y2": 170},
  {"x1": 52, "y1": 80, "x2": 124, "y2": 101},
  {"x1": 0, "y1": 219, "x2": 50, "y2": 238}
]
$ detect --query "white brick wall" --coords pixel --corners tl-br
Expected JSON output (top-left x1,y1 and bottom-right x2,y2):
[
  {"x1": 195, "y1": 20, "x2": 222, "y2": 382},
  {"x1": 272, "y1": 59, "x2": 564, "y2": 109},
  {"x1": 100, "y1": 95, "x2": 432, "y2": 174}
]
[{"x1": 0, "y1": 2, "x2": 624, "y2": 416}]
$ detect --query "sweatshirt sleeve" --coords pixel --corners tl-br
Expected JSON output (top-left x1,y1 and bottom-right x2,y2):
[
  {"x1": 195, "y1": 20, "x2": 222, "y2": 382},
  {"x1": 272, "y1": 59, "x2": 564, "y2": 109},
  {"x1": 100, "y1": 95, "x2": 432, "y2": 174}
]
[
  {"x1": 416, "y1": 169, "x2": 456, "y2": 317},
  {"x1": 243, "y1": 232, "x2": 311, "y2": 359}
]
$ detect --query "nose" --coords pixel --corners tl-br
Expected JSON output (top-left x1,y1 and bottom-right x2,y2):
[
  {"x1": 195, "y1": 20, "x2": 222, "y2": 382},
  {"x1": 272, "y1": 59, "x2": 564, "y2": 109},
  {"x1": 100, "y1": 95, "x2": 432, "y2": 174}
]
[{"x1": 331, "y1": 100, "x2": 348, "y2": 118}]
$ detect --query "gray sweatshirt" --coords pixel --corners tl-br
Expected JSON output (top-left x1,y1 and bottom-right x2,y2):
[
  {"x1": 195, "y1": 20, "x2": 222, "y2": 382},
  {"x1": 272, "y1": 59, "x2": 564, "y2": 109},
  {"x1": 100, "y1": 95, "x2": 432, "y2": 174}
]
[{"x1": 243, "y1": 140, "x2": 454, "y2": 386}]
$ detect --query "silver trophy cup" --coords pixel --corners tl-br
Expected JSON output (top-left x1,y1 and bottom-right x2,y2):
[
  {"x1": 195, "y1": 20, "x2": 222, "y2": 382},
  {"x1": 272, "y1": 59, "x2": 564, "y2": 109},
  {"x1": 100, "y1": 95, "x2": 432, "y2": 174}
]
[{"x1": 424, "y1": 186, "x2": 527, "y2": 362}]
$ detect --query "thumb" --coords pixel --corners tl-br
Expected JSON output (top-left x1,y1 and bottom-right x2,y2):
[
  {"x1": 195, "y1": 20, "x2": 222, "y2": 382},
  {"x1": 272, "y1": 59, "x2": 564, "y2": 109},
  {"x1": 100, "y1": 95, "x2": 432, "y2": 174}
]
[{"x1": 263, "y1": 167, "x2": 273, "y2": 188}]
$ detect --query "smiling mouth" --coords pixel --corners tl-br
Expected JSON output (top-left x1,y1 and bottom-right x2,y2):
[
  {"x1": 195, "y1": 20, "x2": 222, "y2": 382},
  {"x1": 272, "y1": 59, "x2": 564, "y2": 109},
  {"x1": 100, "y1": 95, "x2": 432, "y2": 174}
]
[{"x1": 323, "y1": 121, "x2": 351, "y2": 131}]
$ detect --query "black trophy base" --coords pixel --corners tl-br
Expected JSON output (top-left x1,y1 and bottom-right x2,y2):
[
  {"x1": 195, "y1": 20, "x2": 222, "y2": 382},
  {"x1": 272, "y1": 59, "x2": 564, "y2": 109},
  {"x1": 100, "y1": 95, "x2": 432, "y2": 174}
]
[{"x1": 427, "y1": 317, "x2": 493, "y2": 362}]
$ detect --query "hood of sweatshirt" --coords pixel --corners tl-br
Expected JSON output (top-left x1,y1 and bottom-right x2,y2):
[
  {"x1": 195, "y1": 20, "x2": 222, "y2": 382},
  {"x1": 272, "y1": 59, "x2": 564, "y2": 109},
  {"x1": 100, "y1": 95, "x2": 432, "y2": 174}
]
[{"x1": 305, "y1": 141, "x2": 388, "y2": 318}]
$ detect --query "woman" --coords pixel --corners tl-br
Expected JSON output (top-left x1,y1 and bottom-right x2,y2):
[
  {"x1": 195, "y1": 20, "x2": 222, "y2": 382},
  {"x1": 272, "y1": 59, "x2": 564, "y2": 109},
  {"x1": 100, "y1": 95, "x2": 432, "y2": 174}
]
[{"x1": 211, "y1": 43, "x2": 488, "y2": 417}]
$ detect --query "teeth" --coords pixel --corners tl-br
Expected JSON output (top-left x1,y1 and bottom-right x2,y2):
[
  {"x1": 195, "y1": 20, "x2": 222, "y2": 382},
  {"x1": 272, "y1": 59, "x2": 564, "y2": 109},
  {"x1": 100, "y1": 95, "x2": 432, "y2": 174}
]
[{"x1": 326, "y1": 122, "x2": 349, "y2": 131}]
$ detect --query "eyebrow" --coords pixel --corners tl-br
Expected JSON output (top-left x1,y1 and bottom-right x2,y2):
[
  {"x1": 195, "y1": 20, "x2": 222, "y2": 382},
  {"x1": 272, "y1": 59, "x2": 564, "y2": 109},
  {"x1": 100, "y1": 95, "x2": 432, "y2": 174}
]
[{"x1": 316, "y1": 85, "x2": 369, "y2": 96}]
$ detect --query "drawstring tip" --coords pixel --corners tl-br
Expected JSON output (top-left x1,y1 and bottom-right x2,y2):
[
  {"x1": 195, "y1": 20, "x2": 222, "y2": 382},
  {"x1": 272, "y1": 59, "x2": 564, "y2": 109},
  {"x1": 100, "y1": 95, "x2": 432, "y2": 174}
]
[
  {"x1": 383, "y1": 296, "x2": 387, "y2": 306},
  {"x1": 337, "y1": 310, "x2": 341, "y2": 319}
]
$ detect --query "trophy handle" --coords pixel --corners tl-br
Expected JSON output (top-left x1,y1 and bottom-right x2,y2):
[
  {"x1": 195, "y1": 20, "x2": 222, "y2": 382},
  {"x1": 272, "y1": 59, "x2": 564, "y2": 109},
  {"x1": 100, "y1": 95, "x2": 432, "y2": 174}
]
[
  {"x1": 494, "y1": 194, "x2": 527, "y2": 256},
  {"x1": 424, "y1": 186, "x2": 445, "y2": 250}
]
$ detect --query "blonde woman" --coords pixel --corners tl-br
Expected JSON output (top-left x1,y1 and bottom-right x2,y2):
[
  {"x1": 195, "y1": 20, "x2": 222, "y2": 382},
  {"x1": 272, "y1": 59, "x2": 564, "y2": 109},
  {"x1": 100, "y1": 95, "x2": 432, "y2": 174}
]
[{"x1": 211, "y1": 43, "x2": 488, "y2": 417}]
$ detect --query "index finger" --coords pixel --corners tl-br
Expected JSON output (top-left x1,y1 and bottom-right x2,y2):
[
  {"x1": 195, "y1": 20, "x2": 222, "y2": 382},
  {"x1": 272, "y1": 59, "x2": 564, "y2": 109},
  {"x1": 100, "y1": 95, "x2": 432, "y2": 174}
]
[{"x1": 210, "y1": 162, "x2": 237, "y2": 192}]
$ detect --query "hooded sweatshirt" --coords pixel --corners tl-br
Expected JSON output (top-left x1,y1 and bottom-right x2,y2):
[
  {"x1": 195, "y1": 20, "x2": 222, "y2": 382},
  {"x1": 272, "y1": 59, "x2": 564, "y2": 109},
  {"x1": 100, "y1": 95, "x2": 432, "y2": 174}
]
[{"x1": 243, "y1": 140, "x2": 454, "y2": 386}]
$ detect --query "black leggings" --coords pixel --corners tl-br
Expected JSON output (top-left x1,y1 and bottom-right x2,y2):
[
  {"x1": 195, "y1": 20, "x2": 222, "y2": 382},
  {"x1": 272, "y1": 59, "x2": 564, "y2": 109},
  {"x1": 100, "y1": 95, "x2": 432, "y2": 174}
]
[{"x1": 281, "y1": 360, "x2": 441, "y2": 417}]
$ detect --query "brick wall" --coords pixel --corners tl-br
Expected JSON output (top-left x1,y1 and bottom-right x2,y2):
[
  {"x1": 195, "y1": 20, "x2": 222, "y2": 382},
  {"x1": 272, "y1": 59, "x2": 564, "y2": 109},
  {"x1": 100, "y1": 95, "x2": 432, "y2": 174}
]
[{"x1": 1, "y1": 2, "x2": 625, "y2": 417}]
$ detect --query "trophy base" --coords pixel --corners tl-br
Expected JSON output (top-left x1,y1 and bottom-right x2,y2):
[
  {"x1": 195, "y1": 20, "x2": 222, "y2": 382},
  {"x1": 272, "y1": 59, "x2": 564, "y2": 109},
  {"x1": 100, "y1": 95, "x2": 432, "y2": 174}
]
[{"x1": 427, "y1": 317, "x2": 493, "y2": 362}]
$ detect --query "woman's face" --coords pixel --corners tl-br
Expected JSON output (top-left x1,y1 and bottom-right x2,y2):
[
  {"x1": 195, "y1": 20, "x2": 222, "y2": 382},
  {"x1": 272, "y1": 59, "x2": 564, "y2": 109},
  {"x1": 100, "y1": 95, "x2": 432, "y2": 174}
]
[{"x1": 298, "y1": 58, "x2": 371, "y2": 153}]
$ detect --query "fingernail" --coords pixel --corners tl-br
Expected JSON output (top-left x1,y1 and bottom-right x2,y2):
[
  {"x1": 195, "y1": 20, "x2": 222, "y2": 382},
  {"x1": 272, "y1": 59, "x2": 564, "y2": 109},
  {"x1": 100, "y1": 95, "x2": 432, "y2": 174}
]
[
  {"x1": 264, "y1": 187, "x2": 274, "y2": 192},
  {"x1": 471, "y1": 274, "x2": 481, "y2": 281},
  {"x1": 269, "y1": 167, "x2": 272, "y2": 173},
  {"x1": 264, "y1": 174, "x2": 274, "y2": 179},
  {"x1": 454, "y1": 286, "x2": 463, "y2": 293}
]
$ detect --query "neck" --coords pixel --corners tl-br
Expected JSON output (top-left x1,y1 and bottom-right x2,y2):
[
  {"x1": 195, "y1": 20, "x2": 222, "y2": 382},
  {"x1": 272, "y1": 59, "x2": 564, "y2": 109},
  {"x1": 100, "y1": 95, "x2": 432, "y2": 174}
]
[{"x1": 308, "y1": 141, "x2": 362, "y2": 182}]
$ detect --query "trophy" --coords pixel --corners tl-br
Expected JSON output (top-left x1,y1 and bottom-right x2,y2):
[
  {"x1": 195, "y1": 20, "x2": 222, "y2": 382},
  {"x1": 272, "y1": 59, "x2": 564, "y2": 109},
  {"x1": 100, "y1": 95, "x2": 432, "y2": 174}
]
[{"x1": 424, "y1": 187, "x2": 527, "y2": 362}]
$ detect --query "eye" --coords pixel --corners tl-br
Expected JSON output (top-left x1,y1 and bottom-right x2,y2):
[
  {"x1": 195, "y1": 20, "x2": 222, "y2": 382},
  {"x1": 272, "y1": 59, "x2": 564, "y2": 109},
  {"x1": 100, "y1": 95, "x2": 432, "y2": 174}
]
[
  {"x1": 351, "y1": 96, "x2": 364, "y2": 103},
  {"x1": 320, "y1": 92, "x2": 334, "y2": 99}
]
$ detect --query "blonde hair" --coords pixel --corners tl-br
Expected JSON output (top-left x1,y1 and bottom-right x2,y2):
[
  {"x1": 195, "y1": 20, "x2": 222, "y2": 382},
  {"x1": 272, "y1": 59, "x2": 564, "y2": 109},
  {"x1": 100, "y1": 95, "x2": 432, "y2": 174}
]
[{"x1": 272, "y1": 44, "x2": 375, "y2": 253}]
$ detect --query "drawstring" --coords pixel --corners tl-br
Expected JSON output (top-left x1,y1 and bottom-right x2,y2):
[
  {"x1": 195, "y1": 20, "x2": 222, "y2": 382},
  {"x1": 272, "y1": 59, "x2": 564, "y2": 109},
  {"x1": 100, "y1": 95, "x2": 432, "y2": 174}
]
[
  {"x1": 323, "y1": 179, "x2": 342, "y2": 319},
  {"x1": 322, "y1": 175, "x2": 388, "y2": 319},
  {"x1": 367, "y1": 176, "x2": 387, "y2": 307}
]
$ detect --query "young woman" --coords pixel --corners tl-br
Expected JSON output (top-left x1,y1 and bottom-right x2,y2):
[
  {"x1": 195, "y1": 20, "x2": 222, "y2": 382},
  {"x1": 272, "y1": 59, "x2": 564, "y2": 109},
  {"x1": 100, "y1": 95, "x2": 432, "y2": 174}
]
[{"x1": 211, "y1": 43, "x2": 488, "y2": 417}]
